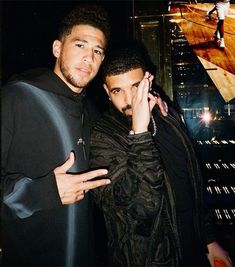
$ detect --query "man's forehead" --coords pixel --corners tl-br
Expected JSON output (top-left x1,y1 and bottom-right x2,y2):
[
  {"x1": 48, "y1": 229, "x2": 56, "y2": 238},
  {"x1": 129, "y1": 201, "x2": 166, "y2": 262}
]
[{"x1": 67, "y1": 24, "x2": 106, "y2": 46}]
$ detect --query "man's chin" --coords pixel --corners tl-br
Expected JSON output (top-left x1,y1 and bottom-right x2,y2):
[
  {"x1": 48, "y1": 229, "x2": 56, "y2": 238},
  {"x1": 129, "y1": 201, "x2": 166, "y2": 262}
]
[{"x1": 124, "y1": 113, "x2": 132, "y2": 122}]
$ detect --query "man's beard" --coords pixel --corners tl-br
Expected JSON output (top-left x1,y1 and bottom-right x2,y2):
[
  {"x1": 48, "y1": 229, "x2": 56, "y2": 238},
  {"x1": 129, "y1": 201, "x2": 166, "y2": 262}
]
[
  {"x1": 122, "y1": 104, "x2": 132, "y2": 120},
  {"x1": 60, "y1": 61, "x2": 90, "y2": 90}
]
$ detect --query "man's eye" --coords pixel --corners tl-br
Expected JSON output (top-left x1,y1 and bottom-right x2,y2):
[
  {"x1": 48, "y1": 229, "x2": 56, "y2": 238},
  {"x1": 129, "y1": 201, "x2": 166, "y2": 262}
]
[
  {"x1": 133, "y1": 83, "x2": 140, "y2": 89},
  {"x1": 112, "y1": 89, "x2": 120, "y2": 94},
  {"x1": 94, "y1": 49, "x2": 103, "y2": 56},
  {"x1": 76, "y1": 43, "x2": 84, "y2": 48}
]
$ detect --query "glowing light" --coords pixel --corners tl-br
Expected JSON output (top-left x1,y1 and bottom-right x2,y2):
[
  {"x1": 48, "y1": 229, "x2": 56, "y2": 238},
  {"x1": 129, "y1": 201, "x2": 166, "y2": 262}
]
[{"x1": 201, "y1": 111, "x2": 212, "y2": 124}]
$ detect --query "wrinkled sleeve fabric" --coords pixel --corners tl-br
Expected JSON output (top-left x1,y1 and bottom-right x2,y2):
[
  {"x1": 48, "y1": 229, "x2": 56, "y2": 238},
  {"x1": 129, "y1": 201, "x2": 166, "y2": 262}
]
[
  {"x1": 90, "y1": 129, "x2": 166, "y2": 220},
  {"x1": 2, "y1": 172, "x2": 61, "y2": 219},
  {"x1": 1, "y1": 86, "x2": 62, "y2": 219}
]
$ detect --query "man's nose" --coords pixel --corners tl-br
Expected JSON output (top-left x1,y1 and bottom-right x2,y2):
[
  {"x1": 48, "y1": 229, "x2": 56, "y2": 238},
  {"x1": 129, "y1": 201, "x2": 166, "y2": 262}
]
[
  {"x1": 83, "y1": 49, "x2": 94, "y2": 63},
  {"x1": 125, "y1": 91, "x2": 134, "y2": 104}
]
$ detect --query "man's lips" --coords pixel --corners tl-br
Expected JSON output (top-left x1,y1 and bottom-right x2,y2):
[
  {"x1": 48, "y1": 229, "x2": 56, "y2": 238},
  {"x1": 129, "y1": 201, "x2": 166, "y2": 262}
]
[{"x1": 76, "y1": 67, "x2": 91, "y2": 75}]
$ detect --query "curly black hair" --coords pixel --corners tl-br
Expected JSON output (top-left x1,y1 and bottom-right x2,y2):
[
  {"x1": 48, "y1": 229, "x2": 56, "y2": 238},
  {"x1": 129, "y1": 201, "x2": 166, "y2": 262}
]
[
  {"x1": 102, "y1": 41, "x2": 149, "y2": 80},
  {"x1": 58, "y1": 4, "x2": 111, "y2": 44}
]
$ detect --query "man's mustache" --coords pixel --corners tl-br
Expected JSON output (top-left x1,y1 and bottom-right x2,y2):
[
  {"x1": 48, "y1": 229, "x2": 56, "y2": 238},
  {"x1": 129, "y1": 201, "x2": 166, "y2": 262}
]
[{"x1": 122, "y1": 105, "x2": 132, "y2": 112}]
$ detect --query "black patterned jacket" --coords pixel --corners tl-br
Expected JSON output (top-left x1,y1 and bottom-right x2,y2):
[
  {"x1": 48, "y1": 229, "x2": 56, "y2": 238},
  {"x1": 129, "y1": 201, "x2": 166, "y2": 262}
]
[{"x1": 90, "y1": 105, "x2": 214, "y2": 267}]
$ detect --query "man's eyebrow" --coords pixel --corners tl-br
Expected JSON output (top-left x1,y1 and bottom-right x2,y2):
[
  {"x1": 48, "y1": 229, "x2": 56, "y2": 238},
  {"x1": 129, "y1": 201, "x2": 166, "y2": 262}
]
[
  {"x1": 73, "y1": 38, "x2": 105, "y2": 51},
  {"x1": 109, "y1": 81, "x2": 141, "y2": 92},
  {"x1": 132, "y1": 81, "x2": 141, "y2": 87},
  {"x1": 96, "y1": 45, "x2": 105, "y2": 51},
  {"x1": 73, "y1": 38, "x2": 87, "y2": 43}
]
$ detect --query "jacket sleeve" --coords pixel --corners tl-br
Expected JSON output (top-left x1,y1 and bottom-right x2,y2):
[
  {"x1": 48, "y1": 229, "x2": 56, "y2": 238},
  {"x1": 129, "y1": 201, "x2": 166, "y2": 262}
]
[
  {"x1": 90, "y1": 129, "x2": 166, "y2": 220},
  {"x1": 1, "y1": 86, "x2": 62, "y2": 219}
]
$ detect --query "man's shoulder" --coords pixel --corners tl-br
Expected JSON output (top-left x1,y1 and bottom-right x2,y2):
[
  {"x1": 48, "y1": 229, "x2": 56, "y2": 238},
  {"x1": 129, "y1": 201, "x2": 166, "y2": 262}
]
[
  {"x1": 2, "y1": 68, "x2": 73, "y2": 100},
  {"x1": 2, "y1": 80, "x2": 30, "y2": 99},
  {"x1": 3, "y1": 68, "x2": 50, "y2": 89},
  {"x1": 1, "y1": 80, "x2": 44, "y2": 101}
]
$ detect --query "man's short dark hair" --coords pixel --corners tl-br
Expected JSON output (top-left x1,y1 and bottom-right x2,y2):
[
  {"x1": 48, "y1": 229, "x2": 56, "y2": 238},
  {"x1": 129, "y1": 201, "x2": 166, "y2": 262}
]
[
  {"x1": 102, "y1": 42, "x2": 148, "y2": 80},
  {"x1": 58, "y1": 4, "x2": 110, "y2": 44}
]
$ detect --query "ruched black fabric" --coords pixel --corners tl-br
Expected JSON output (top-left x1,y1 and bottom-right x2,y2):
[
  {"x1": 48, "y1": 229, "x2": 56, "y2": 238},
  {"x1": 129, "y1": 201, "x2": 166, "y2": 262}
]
[{"x1": 90, "y1": 105, "x2": 215, "y2": 267}]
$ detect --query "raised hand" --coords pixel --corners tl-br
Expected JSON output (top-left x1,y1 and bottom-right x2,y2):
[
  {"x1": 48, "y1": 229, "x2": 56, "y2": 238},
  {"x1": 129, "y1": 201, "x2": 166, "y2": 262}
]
[
  {"x1": 54, "y1": 152, "x2": 110, "y2": 204},
  {"x1": 131, "y1": 71, "x2": 156, "y2": 134}
]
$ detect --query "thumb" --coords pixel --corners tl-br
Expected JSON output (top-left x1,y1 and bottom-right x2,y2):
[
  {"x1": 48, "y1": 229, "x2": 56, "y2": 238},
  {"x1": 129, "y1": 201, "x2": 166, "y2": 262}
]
[{"x1": 57, "y1": 152, "x2": 75, "y2": 173}]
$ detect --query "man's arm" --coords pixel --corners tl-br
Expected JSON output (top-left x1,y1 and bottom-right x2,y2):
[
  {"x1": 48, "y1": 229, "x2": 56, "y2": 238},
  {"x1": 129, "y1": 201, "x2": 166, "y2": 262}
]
[
  {"x1": 1, "y1": 101, "x2": 61, "y2": 218},
  {"x1": 2, "y1": 143, "x2": 110, "y2": 219},
  {"x1": 90, "y1": 129, "x2": 165, "y2": 219},
  {"x1": 1, "y1": 87, "x2": 110, "y2": 219}
]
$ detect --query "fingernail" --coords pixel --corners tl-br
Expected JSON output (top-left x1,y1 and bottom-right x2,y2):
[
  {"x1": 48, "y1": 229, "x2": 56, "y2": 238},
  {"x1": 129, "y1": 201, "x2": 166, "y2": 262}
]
[{"x1": 106, "y1": 179, "x2": 111, "y2": 184}]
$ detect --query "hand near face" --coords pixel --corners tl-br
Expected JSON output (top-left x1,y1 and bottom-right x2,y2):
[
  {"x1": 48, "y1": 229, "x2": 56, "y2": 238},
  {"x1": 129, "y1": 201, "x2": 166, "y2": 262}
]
[
  {"x1": 54, "y1": 152, "x2": 110, "y2": 204},
  {"x1": 131, "y1": 72, "x2": 156, "y2": 134}
]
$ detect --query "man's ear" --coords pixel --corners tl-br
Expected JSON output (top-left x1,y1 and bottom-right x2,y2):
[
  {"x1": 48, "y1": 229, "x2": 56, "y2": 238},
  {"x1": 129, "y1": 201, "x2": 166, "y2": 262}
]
[
  {"x1": 52, "y1": 40, "x2": 62, "y2": 58},
  {"x1": 103, "y1": 83, "x2": 111, "y2": 98}
]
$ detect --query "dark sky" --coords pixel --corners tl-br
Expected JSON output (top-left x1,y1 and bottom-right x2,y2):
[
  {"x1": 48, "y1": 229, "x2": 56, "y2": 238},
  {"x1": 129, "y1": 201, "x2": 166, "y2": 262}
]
[{"x1": 2, "y1": 0, "x2": 133, "y2": 83}]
